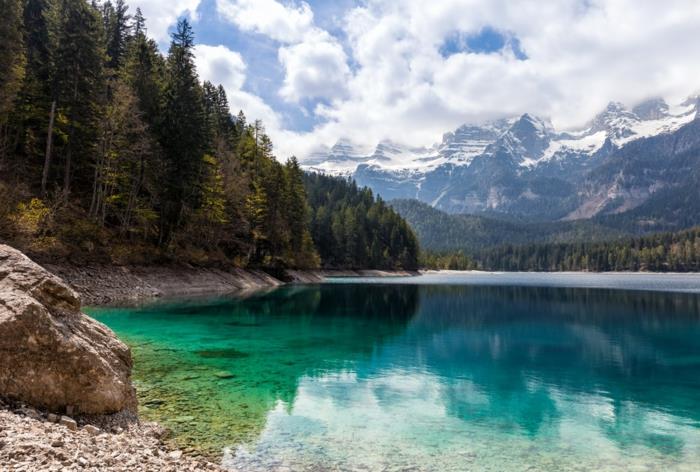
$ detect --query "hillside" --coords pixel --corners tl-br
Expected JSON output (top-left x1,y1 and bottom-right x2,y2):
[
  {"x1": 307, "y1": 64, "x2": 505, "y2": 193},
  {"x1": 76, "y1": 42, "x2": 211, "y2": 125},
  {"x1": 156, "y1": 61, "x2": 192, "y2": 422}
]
[
  {"x1": 476, "y1": 227, "x2": 700, "y2": 272},
  {"x1": 391, "y1": 199, "x2": 628, "y2": 252},
  {"x1": 0, "y1": 0, "x2": 417, "y2": 271}
]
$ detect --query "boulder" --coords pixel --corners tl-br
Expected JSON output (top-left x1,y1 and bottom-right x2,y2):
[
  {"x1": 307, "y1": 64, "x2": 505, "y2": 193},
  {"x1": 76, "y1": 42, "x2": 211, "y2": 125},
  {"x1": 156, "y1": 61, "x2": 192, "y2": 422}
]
[{"x1": 0, "y1": 244, "x2": 136, "y2": 414}]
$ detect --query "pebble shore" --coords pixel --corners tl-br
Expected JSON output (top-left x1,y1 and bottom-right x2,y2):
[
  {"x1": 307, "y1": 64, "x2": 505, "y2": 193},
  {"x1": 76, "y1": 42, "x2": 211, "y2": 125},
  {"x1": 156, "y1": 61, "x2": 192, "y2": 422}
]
[{"x1": 0, "y1": 401, "x2": 224, "y2": 472}]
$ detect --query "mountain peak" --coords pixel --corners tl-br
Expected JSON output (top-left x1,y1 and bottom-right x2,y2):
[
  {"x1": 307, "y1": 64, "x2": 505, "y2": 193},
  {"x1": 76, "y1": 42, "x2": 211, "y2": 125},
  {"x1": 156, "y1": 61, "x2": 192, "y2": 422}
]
[
  {"x1": 495, "y1": 113, "x2": 553, "y2": 161},
  {"x1": 588, "y1": 101, "x2": 639, "y2": 137},
  {"x1": 515, "y1": 113, "x2": 552, "y2": 134},
  {"x1": 632, "y1": 97, "x2": 669, "y2": 120},
  {"x1": 605, "y1": 101, "x2": 627, "y2": 112}
]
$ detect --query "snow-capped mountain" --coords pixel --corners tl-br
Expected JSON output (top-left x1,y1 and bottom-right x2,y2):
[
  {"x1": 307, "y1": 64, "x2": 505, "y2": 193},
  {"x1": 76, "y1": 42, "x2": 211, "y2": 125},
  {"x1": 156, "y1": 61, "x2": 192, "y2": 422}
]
[{"x1": 302, "y1": 97, "x2": 699, "y2": 220}]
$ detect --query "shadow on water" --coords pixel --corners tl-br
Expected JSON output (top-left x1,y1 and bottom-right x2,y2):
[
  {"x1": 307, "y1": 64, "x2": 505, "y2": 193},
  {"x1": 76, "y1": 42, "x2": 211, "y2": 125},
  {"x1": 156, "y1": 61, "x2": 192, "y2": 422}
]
[{"x1": 90, "y1": 282, "x2": 700, "y2": 461}]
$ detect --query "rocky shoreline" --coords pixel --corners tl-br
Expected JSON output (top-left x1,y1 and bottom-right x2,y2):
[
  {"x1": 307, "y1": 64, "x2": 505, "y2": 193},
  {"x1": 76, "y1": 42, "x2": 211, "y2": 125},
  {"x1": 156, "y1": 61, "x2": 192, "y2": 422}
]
[
  {"x1": 0, "y1": 244, "x2": 224, "y2": 471},
  {"x1": 1, "y1": 245, "x2": 418, "y2": 471},
  {"x1": 0, "y1": 398, "x2": 224, "y2": 471},
  {"x1": 44, "y1": 263, "x2": 417, "y2": 306}
]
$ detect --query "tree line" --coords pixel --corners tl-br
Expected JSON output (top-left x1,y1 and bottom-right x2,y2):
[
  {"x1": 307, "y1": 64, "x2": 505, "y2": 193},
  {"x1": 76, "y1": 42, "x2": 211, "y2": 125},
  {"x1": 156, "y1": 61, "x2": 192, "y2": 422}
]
[
  {"x1": 476, "y1": 227, "x2": 700, "y2": 272},
  {"x1": 0, "y1": 0, "x2": 417, "y2": 270},
  {"x1": 390, "y1": 198, "x2": 626, "y2": 253},
  {"x1": 420, "y1": 227, "x2": 700, "y2": 272},
  {"x1": 304, "y1": 173, "x2": 419, "y2": 269}
]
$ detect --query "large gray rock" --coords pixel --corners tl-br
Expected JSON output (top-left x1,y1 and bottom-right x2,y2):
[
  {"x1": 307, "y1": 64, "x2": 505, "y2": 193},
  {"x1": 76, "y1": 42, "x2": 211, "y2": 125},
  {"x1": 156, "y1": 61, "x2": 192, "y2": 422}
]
[{"x1": 0, "y1": 245, "x2": 136, "y2": 414}]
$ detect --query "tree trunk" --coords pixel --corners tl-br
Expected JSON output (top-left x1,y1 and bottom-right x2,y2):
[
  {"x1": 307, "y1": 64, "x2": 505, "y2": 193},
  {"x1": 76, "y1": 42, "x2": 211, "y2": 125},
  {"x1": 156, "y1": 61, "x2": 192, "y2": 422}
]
[
  {"x1": 63, "y1": 143, "x2": 72, "y2": 195},
  {"x1": 41, "y1": 100, "x2": 56, "y2": 196},
  {"x1": 63, "y1": 70, "x2": 80, "y2": 196}
]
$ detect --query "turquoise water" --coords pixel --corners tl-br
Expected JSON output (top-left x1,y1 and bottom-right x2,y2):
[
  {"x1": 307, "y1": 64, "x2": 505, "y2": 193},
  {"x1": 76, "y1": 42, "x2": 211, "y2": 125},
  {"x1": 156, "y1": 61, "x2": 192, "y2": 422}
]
[{"x1": 89, "y1": 274, "x2": 700, "y2": 471}]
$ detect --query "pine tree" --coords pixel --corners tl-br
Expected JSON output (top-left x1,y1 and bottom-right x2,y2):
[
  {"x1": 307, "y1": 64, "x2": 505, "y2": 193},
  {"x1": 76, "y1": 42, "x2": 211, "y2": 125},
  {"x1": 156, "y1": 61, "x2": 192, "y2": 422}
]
[
  {"x1": 284, "y1": 157, "x2": 319, "y2": 268},
  {"x1": 123, "y1": 14, "x2": 163, "y2": 127},
  {"x1": 103, "y1": 0, "x2": 131, "y2": 71},
  {"x1": 0, "y1": 0, "x2": 26, "y2": 162},
  {"x1": 46, "y1": 0, "x2": 106, "y2": 196},
  {"x1": 13, "y1": 0, "x2": 53, "y2": 184},
  {"x1": 158, "y1": 18, "x2": 206, "y2": 243}
]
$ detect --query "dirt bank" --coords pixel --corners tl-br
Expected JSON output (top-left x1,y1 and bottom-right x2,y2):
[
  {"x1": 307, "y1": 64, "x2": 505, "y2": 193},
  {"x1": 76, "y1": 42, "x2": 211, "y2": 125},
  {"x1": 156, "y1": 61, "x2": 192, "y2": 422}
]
[{"x1": 43, "y1": 264, "x2": 417, "y2": 306}]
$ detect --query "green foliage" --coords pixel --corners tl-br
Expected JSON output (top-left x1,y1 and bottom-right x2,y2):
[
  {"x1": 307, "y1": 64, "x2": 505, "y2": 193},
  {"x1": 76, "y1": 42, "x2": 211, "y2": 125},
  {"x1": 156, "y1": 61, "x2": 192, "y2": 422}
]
[
  {"x1": 391, "y1": 198, "x2": 629, "y2": 252},
  {"x1": 474, "y1": 228, "x2": 700, "y2": 272},
  {"x1": 0, "y1": 0, "x2": 417, "y2": 271},
  {"x1": 13, "y1": 198, "x2": 50, "y2": 235},
  {"x1": 304, "y1": 173, "x2": 419, "y2": 270}
]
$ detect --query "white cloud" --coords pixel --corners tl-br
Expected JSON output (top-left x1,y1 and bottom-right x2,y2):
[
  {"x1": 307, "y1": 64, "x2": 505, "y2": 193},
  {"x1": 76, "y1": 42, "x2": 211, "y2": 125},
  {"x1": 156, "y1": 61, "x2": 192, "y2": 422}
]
[
  {"x1": 208, "y1": 0, "x2": 700, "y2": 161},
  {"x1": 193, "y1": 45, "x2": 247, "y2": 91},
  {"x1": 130, "y1": 0, "x2": 202, "y2": 44},
  {"x1": 216, "y1": 0, "x2": 313, "y2": 43},
  {"x1": 194, "y1": 44, "x2": 283, "y2": 136},
  {"x1": 279, "y1": 36, "x2": 350, "y2": 102},
  {"x1": 216, "y1": 0, "x2": 350, "y2": 105}
]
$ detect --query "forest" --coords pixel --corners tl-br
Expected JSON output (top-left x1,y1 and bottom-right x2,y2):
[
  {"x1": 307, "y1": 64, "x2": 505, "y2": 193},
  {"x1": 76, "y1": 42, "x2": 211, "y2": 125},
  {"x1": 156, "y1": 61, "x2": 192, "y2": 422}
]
[
  {"x1": 304, "y1": 173, "x2": 419, "y2": 270},
  {"x1": 420, "y1": 227, "x2": 700, "y2": 272},
  {"x1": 390, "y1": 198, "x2": 628, "y2": 252},
  {"x1": 0, "y1": 0, "x2": 418, "y2": 270},
  {"x1": 476, "y1": 227, "x2": 700, "y2": 272}
]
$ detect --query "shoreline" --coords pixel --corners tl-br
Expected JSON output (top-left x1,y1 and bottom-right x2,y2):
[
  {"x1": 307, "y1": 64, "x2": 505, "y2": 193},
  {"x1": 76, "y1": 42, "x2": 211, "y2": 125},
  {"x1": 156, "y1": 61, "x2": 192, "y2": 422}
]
[
  {"x1": 0, "y1": 261, "x2": 418, "y2": 470},
  {"x1": 42, "y1": 263, "x2": 419, "y2": 306},
  {"x1": 0, "y1": 399, "x2": 225, "y2": 471},
  {"x1": 41, "y1": 263, "x2": 700, "y2": 308},
  {"x1": 6, "y1": 260, "x2": 700, "y2": 470}
]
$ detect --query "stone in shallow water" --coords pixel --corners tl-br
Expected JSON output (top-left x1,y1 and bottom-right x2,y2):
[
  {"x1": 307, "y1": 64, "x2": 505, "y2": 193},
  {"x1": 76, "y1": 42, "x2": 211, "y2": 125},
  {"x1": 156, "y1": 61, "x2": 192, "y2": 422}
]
[
  {"x1": 173, "y1": 416, "x2": 195, "y2": 424},
  {"x1": 144, "y1": 398, "x2": 166, "y2": 407},
  {"x1": 213, "y1": 372, "x2": 235, "y2": 379},
  {"x1": 195, "y1": 348, "x2": 249, "y2": 359}
]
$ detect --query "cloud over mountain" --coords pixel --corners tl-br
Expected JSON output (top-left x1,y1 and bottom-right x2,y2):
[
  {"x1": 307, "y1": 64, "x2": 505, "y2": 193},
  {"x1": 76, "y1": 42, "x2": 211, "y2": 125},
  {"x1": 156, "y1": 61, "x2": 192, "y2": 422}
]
[{"x1": 138, "y1": 0, "x2": 700, "y2": 161}]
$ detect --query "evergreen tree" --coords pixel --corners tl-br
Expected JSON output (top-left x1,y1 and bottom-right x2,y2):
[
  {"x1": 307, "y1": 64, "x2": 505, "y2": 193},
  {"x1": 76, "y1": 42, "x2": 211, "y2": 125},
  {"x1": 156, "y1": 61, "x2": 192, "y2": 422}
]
[
  {"x1": 0, "y1": 0, "x2": 26, "y2": 162},
  {"x1": 102, "y1": 0, "x2": 130, "y2": 71},
  {"x1": 46, "y1": 0, "x2": 106, "y2": 195},
  {"x1": 0, "y1": 0, "x2": 25, "y2": 120},
  {"x1": 123, "y1": 14, "x2": 163, "y2": 128},
  {"x1": 158, "y1": 18, "x2": 206, "y2": 243}
]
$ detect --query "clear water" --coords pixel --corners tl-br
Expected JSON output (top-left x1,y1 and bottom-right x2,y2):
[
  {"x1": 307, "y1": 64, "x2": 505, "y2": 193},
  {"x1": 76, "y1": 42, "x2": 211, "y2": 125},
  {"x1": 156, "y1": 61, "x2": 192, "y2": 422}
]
[{"x1": 88, "y1": 274, "x2": 700, "y2": 471}]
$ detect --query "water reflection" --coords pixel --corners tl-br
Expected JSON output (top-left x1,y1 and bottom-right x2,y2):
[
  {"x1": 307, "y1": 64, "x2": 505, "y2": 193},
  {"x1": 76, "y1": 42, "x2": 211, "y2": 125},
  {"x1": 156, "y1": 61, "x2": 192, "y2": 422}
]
[
  {"x1": 90, "y1": 284, "x2": 421, "y2": 455},
  {"x1": 91, "y1": 281, "x2": 700, "y2": 470}
]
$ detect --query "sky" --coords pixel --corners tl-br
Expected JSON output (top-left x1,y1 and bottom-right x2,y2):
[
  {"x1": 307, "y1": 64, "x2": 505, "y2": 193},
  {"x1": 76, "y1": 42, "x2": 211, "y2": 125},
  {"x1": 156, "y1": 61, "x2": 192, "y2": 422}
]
[{"x1": 130, "y1": 0, "x2": 700, "y2": 160}]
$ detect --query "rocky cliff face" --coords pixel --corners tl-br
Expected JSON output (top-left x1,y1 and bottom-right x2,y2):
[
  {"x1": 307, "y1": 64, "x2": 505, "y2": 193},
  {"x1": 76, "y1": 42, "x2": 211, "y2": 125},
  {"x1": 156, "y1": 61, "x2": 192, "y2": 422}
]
[
  {"x1": 0, "y1": 244, "x2": 136, "y2": 415},
  {"x1": 309, "y1": 97, "x2": 699, "y2": 223}
]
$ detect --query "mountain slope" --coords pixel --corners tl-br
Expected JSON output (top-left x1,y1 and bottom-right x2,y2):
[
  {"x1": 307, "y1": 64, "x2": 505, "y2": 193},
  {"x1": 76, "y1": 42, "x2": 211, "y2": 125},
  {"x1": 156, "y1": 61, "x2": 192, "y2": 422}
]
[
  {"x1": 390, "y1": 199, "x2": 629, "y2": 252},
  {"x1": 306, "y1": 97, "x2": 699, "y2": 225}
]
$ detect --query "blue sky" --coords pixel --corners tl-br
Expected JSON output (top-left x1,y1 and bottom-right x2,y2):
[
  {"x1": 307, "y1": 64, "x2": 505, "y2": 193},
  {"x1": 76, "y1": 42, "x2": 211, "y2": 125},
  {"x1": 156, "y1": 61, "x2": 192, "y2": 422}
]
[{"x1": 131, "y1": 0, "x2": 700, "y2": 159}]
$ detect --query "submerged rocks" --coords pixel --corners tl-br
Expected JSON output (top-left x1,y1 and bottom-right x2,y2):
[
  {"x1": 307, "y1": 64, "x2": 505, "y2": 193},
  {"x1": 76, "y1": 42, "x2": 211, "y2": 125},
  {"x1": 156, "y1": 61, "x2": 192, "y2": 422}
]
[{"x1": 0, "y1": 244, "x2": 136, "y2": 415}]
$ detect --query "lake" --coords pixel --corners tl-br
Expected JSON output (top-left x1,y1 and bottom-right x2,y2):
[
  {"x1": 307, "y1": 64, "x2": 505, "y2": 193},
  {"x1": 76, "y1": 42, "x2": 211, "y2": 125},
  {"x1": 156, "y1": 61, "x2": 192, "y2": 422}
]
[{"x1": 89, "y1": 273, "x2": 700, "y2": 471}]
